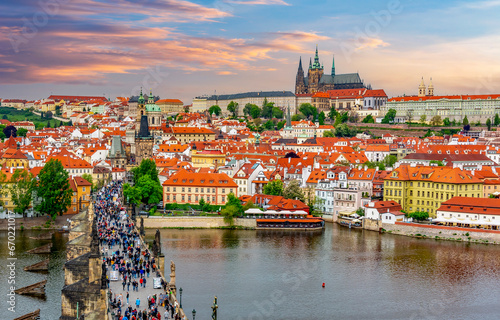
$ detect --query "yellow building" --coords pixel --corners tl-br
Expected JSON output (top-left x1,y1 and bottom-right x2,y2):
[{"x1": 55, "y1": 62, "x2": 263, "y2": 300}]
[
  {"x1": 191, "y1": 149, "x2": 226, "y2": 168},
  {"x1": 156, "y1": 99, "x2": 184, "y2": 114},
  {"x1": 169, "y1": 127, "x2": 216, "y2": 144},
  {"x1": 384, "y1": 165, "x2": 483, "y2": 217},
  {"x1": 40, "y1": 100, "x2": 56, "y2": 112},
  {"x1": 162, "y1": 169, "x2": 237, "y2": 205},
  {"x1": 0, "y1": 147, "x2": 29, "y2": 169},
  {"x1": 66, "y1": 176, "x2": 92, "y2": 215}
]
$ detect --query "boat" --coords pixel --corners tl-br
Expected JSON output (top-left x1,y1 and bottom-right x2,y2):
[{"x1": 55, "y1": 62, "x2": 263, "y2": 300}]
[
  {"x1": 245, "y1": 209, "x2": 325, "y2": 231},
  {"x1": 337, "y1": 211, "x2": 363, "y2": 228}
]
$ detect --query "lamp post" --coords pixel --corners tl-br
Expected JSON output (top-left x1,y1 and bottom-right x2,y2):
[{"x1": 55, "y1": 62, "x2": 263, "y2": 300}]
[
  {"x1": 179, "y1": 287, "x2": 183, "y2": 308},
  {"x1": 192, "y1": 309, "x2": 196, "y2": 320}
]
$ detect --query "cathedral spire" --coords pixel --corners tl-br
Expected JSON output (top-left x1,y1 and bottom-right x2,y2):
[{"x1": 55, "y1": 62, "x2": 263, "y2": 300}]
[
  {"x1": 138, "y1": 87, "x2": 145, "y2": 105},
  {"x1": 312, "y1": 45, "x2": 322, "y2": 69},
  {"x1": 331, "y1": 55, "x2": 335, "y2": 76},
  {"x1": 298, "y1": 57, "x2": 303, "y2": 72},
  {"x1": 309, "y1": 57, "x2": 312, "y2": 69}
]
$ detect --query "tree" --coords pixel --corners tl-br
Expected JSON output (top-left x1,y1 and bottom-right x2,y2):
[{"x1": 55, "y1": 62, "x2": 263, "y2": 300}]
[
  {"x1": 272, "y1": 107, "x2": 284, "y2": 119},
  {"x1": 463, "y1": 115, "x2": 469, "y2": 126},
  {"x1": 486, "y1": 118, "x2": 492, "y2": 131},
  {"x1": 420, "y1": 114, "x2": 427, "y2": 125},
  {"x1": 263, "y1": 120, "x2": 274, "y2": 130},
  {"x1": 242, "y1": 200, "x2": 258, "y2": 213},
  {"x1": 429, "y1": 115, "x2": 442, "y2": 126},
  {"x1": 198, "y1": 198, "x2": 211, "y2": 212},
  {"x1": 291, "y1": 113, "x2": 305, "y2": 121},
  {"x1": 443, "y1": 118, "x2": 451, "y2": 126},
  {"x1": 340, "y1": 112, "x2": 349, "y2": 123},
  {"x1": 261, "y1": 99, "x2": 274, "y2": 118},
  {"x1": 276, "y1": 120, "x2": 286, "y2": 130},
  {"x1": 298, "y1": 103, "x2": 317, "y2": 119},
  {"x1": 406, "y1": 109, "x2": 414, "y2": 125},
  {"x1": 221, "y1": 205, "x2": 239, "y2": 227},
  {"x1": 263, "y1": 179, "x2": 284, "y2": 196},
  {"x1": 227, "y1": 101, "x2": 239, "y2": 118},
  {"x1": 249, "y1": 105, "x2": 261, "y2": 119},
  {"x1": 348, "y1": 111, "x2": 359, "y2": 123},
  {"x1": 362, "y1": 114, "x2": 375, "y2": 123},
  {"x1": 495, "y1": 114, "x2": 500, "y2": 126},
  {"x1": 183, "y1": 105, "x2": 190, "y2": 113},
  {"x1": 16, "y1": 128, "x2": 28, "y2": 137},
  {"x1": 382, "y1": 155, "x2": 398, "y2": 168},
  {"x1": 323, "y1": 130, "x2": 335, "y2": 137},
  {"x1": 225, "y1": 192, "x2": 243, "y2": 214},
  {"x1": 318, "y1": 111, "x2": 326, "y2": 125},
  {"x1": 381, "y1": 109, "x2": 396, "y2": 124},
  {"x1": 4, "y1": 125, "x2": 17, "y2": 138},
  {"x1": 136, "y1": 175, "x2": 163, "y2": 206},
  {"x1": 9, "y1": 169, "x2": 36, "y2": 217},
  {"x1": 35, "y1": 159, "x2": 72, "y2": 218},
  {"x1": 283, "y1": 180, "x2": 305, "y2": 202},
  {"x1": 243, "y1": 103, "x2": 255, "y2": 116},
  {"x1": 208, "y1": 105, "x2": 221, "y2": 116},
  {"x1": 131, "y1": 159, "x2": 159, "y2": 184},
  {"x1": 334, "y1": 124, "x2": 357, "y2": 137},
  {"x1": 123, "y1": 183, "x2": 142, "y2": 205},
  {"x1": 328, "y1": 106, "x2": 338, "y2": 120},
  {"x1": 407, "y1": 211, "x2": 429, "y2": 221}
]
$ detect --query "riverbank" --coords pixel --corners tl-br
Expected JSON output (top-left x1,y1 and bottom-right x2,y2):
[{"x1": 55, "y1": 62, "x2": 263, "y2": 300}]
[
  {"x1": 143, "y1": 216, "x2": 257, "y2": 229},
  {"x1": 0, "y1": 214, "x2": 73, "y2": 230},
  {"x1": 381, "y1": 222, "x2": 500, "y2": 244}
]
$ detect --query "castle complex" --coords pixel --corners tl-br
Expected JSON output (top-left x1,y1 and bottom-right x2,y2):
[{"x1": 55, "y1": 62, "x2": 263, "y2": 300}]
[{"x1": 295, "y1": 46, "x2": 366, "y2": 94}]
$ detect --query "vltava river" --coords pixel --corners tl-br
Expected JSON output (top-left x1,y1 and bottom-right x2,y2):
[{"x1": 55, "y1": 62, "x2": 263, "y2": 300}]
[{"x1": 148, "y1": 224, "x2": 500, "y2": 320}]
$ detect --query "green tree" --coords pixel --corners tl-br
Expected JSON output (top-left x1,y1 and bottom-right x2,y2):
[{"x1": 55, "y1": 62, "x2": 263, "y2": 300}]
[
  {"x1": 291, "y1": 113, "x2": 305, "y2": 121},
  {"x1": 407, "y1": 211, "x2": 429, "y2": 221},
  {"x1": 263, "y1": 120, "x2": 274, "y2": 130},
  {"x1": 199, "y1": 198, "x2": 211, "y2": 212},
  {"x1": 318, "y1": 111, "x2": 326, "y2": 125},
  {"x1": 261, "y1": 99, "x2": 275, "y2": 118},
  {"x1": 276, "y1": 120, "x2": 286, "y2": 130},
  {"x1": 17, "y1": 128, "x2": 28, "y2": 137},
  {"x1": 463, "y1": 115, "x2": 469, "y2": 126},
  {"x1": 272, "y1": 107, "x2": 284, "y2": 119},
  {"x1": 242, "y1": 200, "x2": 258, "y2": 213},
  {"x1": 209, "y1": 105, "x2": 221, "y2": 116},
  {"x1": 227, "y1": 101, "x2": 239, "y2": 118},
  {"x1": 298, "y1": 103, "x2": 317, "y2": 119},
  {"x1": 221, "y1": 205, "x2": 239, "y2": 227},
  {"x1": 323, "y1": 130, "x2": 335, "y2": 137},
  {"x1": 250, "y1": 105, "x2": 261, "y2": 119},
  {"x1": 443, "y1": 118, "x2": 451, "y2": 126},
  {"x1": 35, "y1": 159, "x2": 72, "y2": 218},
  {"x1": 283, "y1": 180, "x2": 305, "y2": 202},
  {"x1": 225, "y1": 192, "x2": 243, "y2": 213},
  {"x1": 486, "y1": 118, "x2": 492, "y2": 131},
  {"x1": 334, "y1": 124, "x2": 357, "y2": 137},
  {"x1": 328, "y1": 106, "x2": 338, "y2": 120},
  {"x1": 9, "y1": 169, "x2": 36, "y2": 217},
  {"x1": 430, "y1": 115, "x2": 442, "y2": 126},
  {"x1": 495, "y1": 114, "x2": 500, "y2": 126},
  {"x1": 340, "y1": 112, "x2": 349, "y2": 123},
  {"x1": 382, "y1": 155, "x2": 398, "y2": 168},
  {"x1": 123, "y1": 183, "x2": 142, "y2": 205},
  {"x1": 136, "y1": 175, "x2": 163, "y2": 206},
  {"x1": 381, "y1": 109, "x2": 396, "y2": 124},
  {"x1": 263, "y1": 179, "x2": 284, "y2": 196},
  {"x1": 131, "y1": 159, "x2": 159, "y2": 184},
  {"x1": 362, "y1": 114, "x2": 375, "y2": 123},
  {"x1": 420, "y1": 114, "x2": 427, "y2": 125},
  {"x1": 243, "y1": 103, "x2": 256, "y2": 116}
]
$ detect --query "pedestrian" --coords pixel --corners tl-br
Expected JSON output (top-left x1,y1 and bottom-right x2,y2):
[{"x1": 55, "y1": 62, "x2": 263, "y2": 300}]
[
  {"x1": 143, "y1": 277, "x2": 147, "y2": 288},
  {"x1": 140, "y1": 277, "x2": 143, "y2": 288},
  {"x1": 122, "y1": 280, "x2": 126, "y2": 291},
  {"x1": 126, "y1": 292, "x2": 129, "y2": 304}
]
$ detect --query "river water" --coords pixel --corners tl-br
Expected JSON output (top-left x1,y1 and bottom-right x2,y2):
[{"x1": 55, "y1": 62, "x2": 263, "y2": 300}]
[
  {"x1": 0, "y1": 230, "x2": 68, "y2": 320},
  {"x1": 147, "y1": 224, "x2": 500, "y2": 320},
  {"x1": 1, "y1": 224, "x2": 500, "y2": 320}
]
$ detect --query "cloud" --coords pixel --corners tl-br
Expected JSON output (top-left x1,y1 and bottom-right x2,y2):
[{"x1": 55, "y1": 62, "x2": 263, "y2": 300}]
[
  {"x1": 354, "y1": 37, "x2": 390, "y2": 51},
  {"x1": 461, "y1": 0, "x2": 500, "y2": 9},
  {"x1": 226, "y1": 0, "x2": 290, "y2": 5},
  {"x1": 217, "y1": 71, "x2": 237, "y2": 75}
]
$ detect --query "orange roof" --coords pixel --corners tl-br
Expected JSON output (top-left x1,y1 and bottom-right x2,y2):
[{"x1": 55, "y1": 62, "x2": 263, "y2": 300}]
[
  {"x1": 162, "y1": 169, "x2": 237, "y2": 188},
  {"x1": 390, "y1": 94, "x2": 500, "y2": 102},
  {"x1": 438, "y1": 197, "x2": 500, "y2": 215},
  {"x1": 156, "y1": 99, "x2": 183, "y2": 104}
]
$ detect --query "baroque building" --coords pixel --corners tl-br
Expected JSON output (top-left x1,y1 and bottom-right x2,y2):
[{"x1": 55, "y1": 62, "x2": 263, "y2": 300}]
[{"x1": 295, "y1": 46, "x2": 366, "y2": 94}]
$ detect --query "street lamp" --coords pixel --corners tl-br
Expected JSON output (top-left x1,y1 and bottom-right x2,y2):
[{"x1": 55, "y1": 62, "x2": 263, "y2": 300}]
[
  {"x1": 192, "y1": 309, "x2": 196, "y2": 320},
  {"x1": 179, "y1": 287, "x2": 183, "y2": 308}
]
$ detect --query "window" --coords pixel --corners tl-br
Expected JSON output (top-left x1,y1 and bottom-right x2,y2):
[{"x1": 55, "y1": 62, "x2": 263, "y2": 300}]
[
  {"x1": 212, "y1": 196, "x2": 216, "y2": 202},
  {"x1": 195, "y1": 188, "x2": 198, "y2": 193},
  {"x1": 167, "y1": 187, "x2": 170, "y2": 192},
  {"x1": 201, "y1": 188, "x2": 204, "y2": 193},
  {"x1": 182, "y1": 187, "x2": 185, "y2": 192},
  {"x1": 222, "y1": 189, "x2": 225, "y2": 194},
  {"x1": 188, "y1": 188, "x2": 191, "y2": 192},
  {"x1": 83, "y1": 187, "x2": 86, "y2": 192},
  {"x1": 173, "y1": 187, "x2": 176, "y2": 192},
  {"x1": 213, "y1": 188, "x2": 216, "y2": 193},
  {"x1": 222, "y1": 196, "x2": 225, "y2": 202}
]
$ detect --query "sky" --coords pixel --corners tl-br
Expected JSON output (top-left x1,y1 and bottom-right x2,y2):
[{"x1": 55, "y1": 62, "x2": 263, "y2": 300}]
[{"x1": 1, "y1": 0, "x2": 500, "y2": 104}]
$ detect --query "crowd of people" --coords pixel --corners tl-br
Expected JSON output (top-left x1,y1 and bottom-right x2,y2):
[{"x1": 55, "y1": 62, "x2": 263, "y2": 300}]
[{"x1": 95, "y1": 180, "x2": 183, "y2": 320}]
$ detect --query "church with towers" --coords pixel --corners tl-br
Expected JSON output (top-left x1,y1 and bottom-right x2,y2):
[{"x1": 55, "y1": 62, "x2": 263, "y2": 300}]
[
  {"x1": 295, "y1": 46, "x2": 366, "y2": 94},
  {"x1": 418, "y1": 77, "x2": 434, "y2": 97}
]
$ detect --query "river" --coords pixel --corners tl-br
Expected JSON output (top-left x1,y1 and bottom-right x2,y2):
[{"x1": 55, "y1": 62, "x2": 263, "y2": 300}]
[
  {"x1": 147, "y1": 224, "x2": 500, "y2": 320},
  {"x1": 0, "y1": 230, "x2": 68, "y2": 320},
  {"x1": 1, "y1": 224, "x2": 500, "y2": 319}
]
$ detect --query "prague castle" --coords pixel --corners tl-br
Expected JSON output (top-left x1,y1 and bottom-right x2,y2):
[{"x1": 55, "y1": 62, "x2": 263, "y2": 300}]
[{"x1": 295, "y1": 46, "x2": 366, "y2": 94}]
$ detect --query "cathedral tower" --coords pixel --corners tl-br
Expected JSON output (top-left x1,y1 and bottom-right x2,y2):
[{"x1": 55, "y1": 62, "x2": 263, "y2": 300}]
[
  {"x1": 295, "y1": 57, "x2": 306, "y2": 94},
  {"x1": 418, "y1": 77, "x2": 426, "y2": 97}
]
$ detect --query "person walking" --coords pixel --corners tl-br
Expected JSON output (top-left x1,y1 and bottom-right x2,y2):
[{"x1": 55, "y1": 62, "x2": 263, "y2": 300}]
[
  {"x1": 126, "y1": 292, "x2": 129, "y2": 304},
  {"x1": 136, "y1": 297, "x2": 140, "y2": 309}
]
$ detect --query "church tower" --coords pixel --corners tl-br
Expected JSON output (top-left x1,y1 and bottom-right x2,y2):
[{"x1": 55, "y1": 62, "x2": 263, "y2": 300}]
[
  {"x1": 418, "y1": 77, "x2": 426, "y2": 97},
  {"x1": 295, "y1": 57, "x2": 306, "y2": 94},
  {"x1": 136, "y1": 88, "x2": 146, "y2": 132},
  {"x1": 145, "y1": 89, "x2": 162, "y2": 129},
  {"x1": 331, "y1": 55, "x2": 335, "y2": 77},
  {"x1": 427, "y1": 78, "x2": 434, "y2": 96},
  {"x1": 307, "y1": 46, "x2": 324, "y2": 93}
]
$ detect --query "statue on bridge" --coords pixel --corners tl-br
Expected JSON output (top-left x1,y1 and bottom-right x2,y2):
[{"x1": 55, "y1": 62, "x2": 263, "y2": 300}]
[
  {"x1": 152, "y1": 229, "x2": 161, "y2": 257},
  {"x1": 169, "y1": 260, "x2": 176, "y2": 286}
]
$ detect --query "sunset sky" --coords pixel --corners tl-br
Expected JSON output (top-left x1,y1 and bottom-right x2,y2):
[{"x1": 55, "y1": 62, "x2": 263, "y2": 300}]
[{"x1": 1, "y1": 0, "x2": 500, "y2": 103}]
